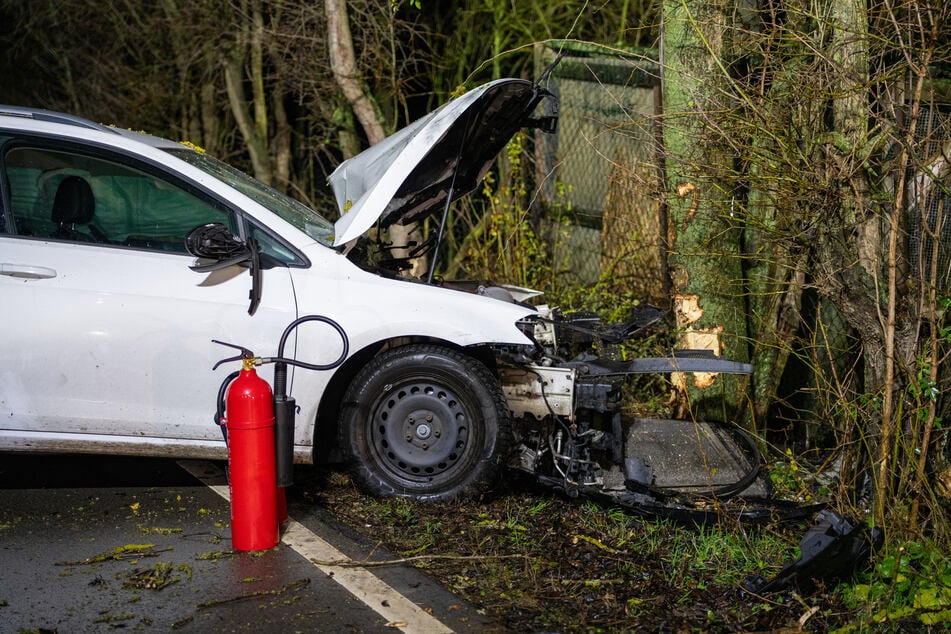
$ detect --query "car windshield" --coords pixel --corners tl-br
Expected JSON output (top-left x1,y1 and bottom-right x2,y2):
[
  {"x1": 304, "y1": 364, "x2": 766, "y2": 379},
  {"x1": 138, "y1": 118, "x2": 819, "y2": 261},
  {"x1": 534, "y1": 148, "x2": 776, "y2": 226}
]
[{"x1": 168, "y1": 148, "x2": 336, "y2": 247}]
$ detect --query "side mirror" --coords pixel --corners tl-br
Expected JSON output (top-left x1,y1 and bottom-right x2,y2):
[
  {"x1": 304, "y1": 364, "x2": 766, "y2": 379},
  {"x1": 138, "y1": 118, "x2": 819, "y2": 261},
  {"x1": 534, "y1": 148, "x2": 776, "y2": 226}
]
[
  {"x1": 185, "y1": 223, "x2": 262, "y2": 316},
  {"x1": 185, "y1": 223, "x2": 250, "y2": 272}
]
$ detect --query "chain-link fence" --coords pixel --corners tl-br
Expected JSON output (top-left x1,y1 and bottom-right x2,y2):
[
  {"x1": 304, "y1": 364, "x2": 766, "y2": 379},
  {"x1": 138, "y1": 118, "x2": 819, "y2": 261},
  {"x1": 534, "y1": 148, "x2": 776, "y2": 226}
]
[
  {"x1": 533, "y1": 43, "x2": 666, "y2": 302},
  {"x1": 910, "y1": 105, "x2": 951, "y2": 289}
]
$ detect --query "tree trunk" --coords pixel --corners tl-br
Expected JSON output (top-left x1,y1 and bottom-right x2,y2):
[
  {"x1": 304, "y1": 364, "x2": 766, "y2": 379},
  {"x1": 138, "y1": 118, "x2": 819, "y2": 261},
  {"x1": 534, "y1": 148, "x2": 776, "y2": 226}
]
[
  {"x1": 325, "y1": 0, "x2": 385, "y2": 146},
  {"x1": 223, "y1": 1, "x2": 270, "y2": 184},
  {"x1": 662, "y1": 0, "x2": 750, "y2": 422},
  {"x1": 325, "y1": 0, "x2": 419, "y2": 270}
]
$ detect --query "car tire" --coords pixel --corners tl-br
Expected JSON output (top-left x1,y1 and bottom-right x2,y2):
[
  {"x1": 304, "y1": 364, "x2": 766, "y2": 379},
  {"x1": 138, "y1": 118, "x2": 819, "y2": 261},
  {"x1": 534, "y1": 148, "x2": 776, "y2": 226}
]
[{"x1": 340, "y1": 344, "x2": 511, "y2": 501}]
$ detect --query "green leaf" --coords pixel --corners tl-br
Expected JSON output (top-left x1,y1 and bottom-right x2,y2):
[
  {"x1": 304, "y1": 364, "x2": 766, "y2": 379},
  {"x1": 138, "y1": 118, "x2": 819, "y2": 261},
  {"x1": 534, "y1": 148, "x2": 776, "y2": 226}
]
[
  {"x1": 921, "y1": 609, "x2": 951, "y2": 625},
  {"x1": 877, "y1": 555, "x2": 898, "y2": 578},
  {"x1": 914, "y1": 586, "x2": 941, "y2": 610}
]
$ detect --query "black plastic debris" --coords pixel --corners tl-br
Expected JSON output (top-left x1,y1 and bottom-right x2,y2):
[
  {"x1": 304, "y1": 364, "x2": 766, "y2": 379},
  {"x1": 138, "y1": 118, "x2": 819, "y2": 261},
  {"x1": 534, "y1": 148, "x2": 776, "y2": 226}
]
[{"x1": 743, "y1": 509, "x2": 884, "y2": 594}]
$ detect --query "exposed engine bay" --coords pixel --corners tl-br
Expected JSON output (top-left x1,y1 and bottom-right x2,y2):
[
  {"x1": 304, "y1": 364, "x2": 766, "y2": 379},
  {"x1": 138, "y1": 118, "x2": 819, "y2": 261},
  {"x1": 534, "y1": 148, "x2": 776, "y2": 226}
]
[{"x1": 491, "y1": 303, "x2": 808, "y2": 523}]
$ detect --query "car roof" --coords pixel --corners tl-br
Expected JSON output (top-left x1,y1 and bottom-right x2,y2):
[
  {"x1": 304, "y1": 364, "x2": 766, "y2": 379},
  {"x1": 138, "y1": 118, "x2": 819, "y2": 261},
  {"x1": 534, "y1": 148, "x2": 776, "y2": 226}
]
[
  {"x1": 0, "y1": 105, "x2": 187, "y2": 152},
  {"x1": 0, "y1": 105, "x2": 112, "y2": 131}
]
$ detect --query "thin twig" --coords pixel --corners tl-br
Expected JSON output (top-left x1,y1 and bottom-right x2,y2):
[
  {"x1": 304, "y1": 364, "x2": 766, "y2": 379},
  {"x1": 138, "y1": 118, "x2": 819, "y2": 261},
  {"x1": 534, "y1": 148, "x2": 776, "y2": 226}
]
[
  {"x1": 56, "y1": 545, "x2": 172, "y2": 566},
  {"x1": 195, "y1": 578, "x2": 311, "y2": 609},
  {"x1": 309, "y1": 553, "x2": 532, "y2": 568}
]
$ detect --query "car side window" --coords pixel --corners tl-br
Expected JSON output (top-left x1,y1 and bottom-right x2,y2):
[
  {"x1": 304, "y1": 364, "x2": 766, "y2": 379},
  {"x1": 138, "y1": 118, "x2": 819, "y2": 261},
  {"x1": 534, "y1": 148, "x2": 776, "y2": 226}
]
[{"x1": 4, "y1": 146, "x2": 234, "y2": 252}]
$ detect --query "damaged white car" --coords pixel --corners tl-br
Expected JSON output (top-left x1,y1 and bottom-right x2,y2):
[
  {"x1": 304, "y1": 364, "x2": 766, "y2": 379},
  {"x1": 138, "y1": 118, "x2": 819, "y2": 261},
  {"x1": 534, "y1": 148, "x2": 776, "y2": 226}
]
[{"x1": 0, "y1": 79, "x2": 757, "y2": 510}]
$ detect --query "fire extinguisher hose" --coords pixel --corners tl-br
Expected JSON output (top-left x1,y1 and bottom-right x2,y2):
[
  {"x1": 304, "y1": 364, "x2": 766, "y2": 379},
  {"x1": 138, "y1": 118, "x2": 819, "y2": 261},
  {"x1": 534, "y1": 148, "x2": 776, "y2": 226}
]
[
  {"x1": 215, "y1": 370, "x2": 241, "y2": 443},
  {"x1": 213, "y1": 315, "x2": 349, "y2": 487}
]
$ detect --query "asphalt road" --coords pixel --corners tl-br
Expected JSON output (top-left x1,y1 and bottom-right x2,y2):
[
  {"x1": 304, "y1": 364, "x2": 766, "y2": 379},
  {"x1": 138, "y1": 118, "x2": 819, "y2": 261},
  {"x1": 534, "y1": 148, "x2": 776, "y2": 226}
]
[{"x1": 0, "y1": 454, "x2": 504, "y2": 633}]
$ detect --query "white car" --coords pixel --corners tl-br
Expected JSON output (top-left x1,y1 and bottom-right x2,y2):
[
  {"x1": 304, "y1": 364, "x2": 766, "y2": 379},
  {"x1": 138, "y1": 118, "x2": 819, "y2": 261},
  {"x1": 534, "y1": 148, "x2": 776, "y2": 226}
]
[{"x1": 0, "y1": 78, "x2": 751, "y2": 502}]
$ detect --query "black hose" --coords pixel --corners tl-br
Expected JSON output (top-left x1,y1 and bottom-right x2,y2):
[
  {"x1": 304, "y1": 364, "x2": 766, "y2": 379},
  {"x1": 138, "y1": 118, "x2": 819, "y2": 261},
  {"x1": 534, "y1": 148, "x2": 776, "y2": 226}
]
[
  {"x1": 706, "y1": 423, "x2": 762, "y2": 498},
  {"x1": 269, "y1": 315, "x2": 348, "y2": 488},
  {"x1": 270, "y1": 315, "x2": 349, "y2": 399},
  {"x1": 214, "y1": 370, "x2": 240, "y2": 443}
]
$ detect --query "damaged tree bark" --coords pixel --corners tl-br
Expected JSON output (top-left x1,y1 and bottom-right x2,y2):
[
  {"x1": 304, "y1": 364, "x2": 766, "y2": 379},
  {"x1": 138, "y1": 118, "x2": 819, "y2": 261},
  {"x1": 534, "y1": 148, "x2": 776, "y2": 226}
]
[{"x1": 661, "y1": 0, "x2": 751, "y2": 423}]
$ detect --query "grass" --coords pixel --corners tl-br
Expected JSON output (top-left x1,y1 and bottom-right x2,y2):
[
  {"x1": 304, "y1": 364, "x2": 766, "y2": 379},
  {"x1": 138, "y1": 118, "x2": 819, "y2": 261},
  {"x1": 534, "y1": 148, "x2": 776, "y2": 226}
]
[
  {"x1": 318, "y1": 473, "x2": 811, "y2": 631},
  {"x1": 665, "y1": 523, "x2": 790, "y2": 586}
]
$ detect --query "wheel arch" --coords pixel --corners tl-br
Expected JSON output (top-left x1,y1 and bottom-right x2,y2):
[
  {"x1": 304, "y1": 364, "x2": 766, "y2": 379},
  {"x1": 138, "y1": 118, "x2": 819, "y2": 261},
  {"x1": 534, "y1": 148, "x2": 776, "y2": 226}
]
[{"x1": 312, "y1": 336, "x2": 500, "y2": 465}]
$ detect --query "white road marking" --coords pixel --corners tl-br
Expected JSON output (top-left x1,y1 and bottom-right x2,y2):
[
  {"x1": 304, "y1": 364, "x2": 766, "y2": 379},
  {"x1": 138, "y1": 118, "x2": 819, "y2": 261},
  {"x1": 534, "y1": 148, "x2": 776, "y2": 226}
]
[{"x1": 178, "y1": 460, "x2": 454, "y2": 634}]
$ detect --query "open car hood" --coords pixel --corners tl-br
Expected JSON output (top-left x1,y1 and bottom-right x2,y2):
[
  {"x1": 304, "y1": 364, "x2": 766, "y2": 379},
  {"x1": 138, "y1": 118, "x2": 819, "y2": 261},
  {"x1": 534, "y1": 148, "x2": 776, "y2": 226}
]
[{"x1": 330, "y1": 78, "x2": 555, "y2": 246}]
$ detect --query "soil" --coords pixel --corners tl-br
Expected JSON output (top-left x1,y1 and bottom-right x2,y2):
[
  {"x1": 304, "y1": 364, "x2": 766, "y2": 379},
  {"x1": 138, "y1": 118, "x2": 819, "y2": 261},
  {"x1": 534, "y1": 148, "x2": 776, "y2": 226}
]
[{"x1": 300, "y1": 468, "x2": 853, "y2": 633}]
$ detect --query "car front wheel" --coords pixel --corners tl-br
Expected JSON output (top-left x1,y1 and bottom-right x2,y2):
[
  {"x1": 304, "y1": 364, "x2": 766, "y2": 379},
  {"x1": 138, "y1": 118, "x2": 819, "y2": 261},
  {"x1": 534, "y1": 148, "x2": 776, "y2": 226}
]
[{"x1": 340, "y1": 344, "x2": 511, "y2": 501}]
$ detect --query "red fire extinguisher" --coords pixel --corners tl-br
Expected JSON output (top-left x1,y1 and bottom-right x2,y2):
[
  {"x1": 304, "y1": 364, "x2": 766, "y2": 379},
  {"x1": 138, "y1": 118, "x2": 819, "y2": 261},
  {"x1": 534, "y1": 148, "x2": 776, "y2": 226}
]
[
  {"x1": 222, "y1": 357, "x2": 278, "y2": 551},
  {"x1": 211, "y1": 317, "x2": 348, "y2": 552}
]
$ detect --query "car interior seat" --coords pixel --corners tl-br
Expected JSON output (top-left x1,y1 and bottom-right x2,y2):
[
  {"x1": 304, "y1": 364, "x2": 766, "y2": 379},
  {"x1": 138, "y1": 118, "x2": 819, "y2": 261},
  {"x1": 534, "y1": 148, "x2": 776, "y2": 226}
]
[{"x1": 50, "y1": 176, "x2": 107, "y2": 242}]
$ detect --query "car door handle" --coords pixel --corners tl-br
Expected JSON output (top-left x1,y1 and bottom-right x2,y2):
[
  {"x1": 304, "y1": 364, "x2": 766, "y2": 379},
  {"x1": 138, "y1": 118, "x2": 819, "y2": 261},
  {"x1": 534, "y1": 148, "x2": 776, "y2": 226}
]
[{"x1": 0, "y1": 263, "x2": 57, "y2": 279}]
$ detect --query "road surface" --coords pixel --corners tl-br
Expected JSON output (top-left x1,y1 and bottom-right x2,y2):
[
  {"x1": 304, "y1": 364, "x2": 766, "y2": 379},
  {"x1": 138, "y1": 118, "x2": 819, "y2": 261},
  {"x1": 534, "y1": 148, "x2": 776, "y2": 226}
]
[{"x1": 0, "y1": 454, "x2": 505, "y2": 632}]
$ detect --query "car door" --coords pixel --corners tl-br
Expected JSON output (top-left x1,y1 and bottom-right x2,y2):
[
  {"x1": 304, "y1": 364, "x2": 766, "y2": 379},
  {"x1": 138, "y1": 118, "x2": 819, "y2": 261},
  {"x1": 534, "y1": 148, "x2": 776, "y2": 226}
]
[{"x1": 0, "y1": 139, "x2": 298, "y2": 449}]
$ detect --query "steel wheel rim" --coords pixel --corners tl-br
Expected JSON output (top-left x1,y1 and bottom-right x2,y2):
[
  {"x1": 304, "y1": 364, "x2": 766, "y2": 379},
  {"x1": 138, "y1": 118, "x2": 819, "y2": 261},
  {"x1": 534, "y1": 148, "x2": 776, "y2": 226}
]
[{"x1": 369, "y1": 378, "x2": 473, "y2": 483}]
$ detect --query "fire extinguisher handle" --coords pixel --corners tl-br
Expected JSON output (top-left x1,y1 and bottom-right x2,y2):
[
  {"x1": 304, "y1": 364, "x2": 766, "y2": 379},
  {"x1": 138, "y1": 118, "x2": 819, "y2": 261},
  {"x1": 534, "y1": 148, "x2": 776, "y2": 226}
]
[{"x1": 211, "y1": 339, "x2": 257, "y2": 370}]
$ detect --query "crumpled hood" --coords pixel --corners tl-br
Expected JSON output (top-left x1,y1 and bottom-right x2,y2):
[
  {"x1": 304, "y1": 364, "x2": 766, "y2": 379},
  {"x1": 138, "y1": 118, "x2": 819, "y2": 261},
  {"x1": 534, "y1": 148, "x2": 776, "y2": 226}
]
[{"x1": 330, "y1": 78, "x2": 553, "y2": 246}]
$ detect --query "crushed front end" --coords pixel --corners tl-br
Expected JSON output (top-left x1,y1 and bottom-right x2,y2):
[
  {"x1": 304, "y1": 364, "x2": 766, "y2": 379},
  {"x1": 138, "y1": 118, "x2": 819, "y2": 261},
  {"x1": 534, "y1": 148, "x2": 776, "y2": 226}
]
[{"x1": 495, "y1": 304, "x2": 819, "y2": 524}]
